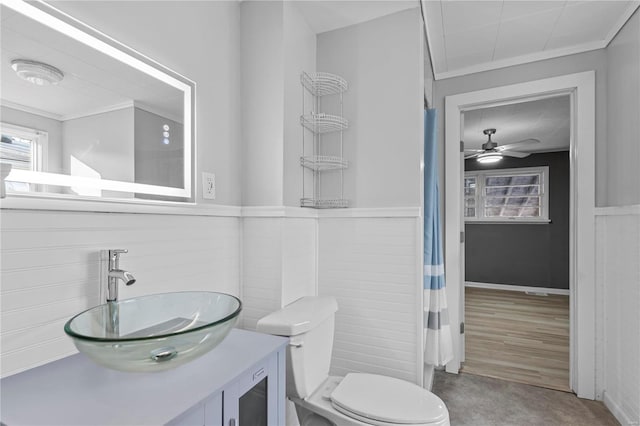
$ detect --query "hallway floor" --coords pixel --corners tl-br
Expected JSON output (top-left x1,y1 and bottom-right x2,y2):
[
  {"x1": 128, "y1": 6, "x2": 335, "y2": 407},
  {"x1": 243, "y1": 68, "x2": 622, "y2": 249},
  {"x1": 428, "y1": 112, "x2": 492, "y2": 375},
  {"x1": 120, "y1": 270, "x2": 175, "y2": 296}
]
[
  {"x1": 432, "y1": 371, "x2": 619, "y2": 426},
  {"x1": 463, "y1": 286, "x2": 570, "y2": 391}
]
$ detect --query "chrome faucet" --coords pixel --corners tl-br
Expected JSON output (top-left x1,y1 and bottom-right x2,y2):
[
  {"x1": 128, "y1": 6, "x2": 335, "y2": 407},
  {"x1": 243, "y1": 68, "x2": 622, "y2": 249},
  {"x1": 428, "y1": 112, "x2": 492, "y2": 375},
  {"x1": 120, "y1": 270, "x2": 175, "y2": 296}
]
[{"x1": 106, "y1": 249, "x2": 136, "y2": 302}]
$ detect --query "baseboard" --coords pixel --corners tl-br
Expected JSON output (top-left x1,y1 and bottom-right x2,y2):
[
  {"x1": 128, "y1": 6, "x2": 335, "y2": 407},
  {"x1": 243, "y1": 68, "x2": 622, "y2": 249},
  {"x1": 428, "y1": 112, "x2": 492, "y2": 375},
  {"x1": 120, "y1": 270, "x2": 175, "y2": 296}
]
[
  {"x1": 465, "y1": 281, "x2": 570, "y2": 296},
  {"x1": 603, "y1": 391, "x2": 635, "y2": 425}
]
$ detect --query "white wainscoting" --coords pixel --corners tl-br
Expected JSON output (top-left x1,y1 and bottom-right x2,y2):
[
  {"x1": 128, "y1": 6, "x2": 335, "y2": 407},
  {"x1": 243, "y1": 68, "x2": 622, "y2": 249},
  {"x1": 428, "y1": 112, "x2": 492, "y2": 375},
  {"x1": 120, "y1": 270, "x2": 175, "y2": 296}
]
[
  {"x1": 318, "y1": 217, "x2": 421, "y2": 384},
  {"x1": 1, "y1": 210, "x2": 241, "y2": 378},
  {"x1": 596, "y1": 206, "x2": 640, "y2": 425},
  {"x1": 241, "y1": 218, "x2": 283, "y2": 331},
  {"x1": 241, "y1": 216, "x2": 317, "y2": 330},
  {"x1": 1, "y1": 205, "x2": 422, "y2": 387}
]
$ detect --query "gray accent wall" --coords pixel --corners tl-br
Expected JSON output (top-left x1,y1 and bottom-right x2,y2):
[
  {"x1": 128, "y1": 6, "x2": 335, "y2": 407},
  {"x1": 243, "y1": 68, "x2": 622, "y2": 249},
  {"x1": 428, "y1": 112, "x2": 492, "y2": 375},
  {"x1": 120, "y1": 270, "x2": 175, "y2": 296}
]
[{"x1": 465, "y1": 151, "x2": 569, "y2": 289}]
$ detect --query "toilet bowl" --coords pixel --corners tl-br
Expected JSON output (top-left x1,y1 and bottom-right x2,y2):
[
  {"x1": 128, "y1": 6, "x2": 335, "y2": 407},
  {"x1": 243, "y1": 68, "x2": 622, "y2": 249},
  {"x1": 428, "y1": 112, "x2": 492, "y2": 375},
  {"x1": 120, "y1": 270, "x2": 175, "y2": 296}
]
[{"x1": 256, "y1": 296, "x2": 450, "y2": 426}]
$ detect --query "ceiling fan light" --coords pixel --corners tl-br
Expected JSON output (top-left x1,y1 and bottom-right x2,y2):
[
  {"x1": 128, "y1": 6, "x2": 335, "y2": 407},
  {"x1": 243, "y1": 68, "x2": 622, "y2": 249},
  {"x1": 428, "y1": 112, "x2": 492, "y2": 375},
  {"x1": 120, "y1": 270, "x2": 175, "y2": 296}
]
[
  {"x1": 11, "y1": 59, "x2": 64, "y2": 86},
  {"x1": 477, "y1": 152, "x2": 503, "y2": 164}
]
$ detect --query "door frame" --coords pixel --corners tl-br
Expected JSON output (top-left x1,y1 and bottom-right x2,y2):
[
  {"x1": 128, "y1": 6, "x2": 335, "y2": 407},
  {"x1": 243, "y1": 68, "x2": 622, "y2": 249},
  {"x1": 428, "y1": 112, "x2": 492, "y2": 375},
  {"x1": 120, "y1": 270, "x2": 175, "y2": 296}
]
[{"x1": 443, "y1": 71, "x2": 596, "y2": 399}]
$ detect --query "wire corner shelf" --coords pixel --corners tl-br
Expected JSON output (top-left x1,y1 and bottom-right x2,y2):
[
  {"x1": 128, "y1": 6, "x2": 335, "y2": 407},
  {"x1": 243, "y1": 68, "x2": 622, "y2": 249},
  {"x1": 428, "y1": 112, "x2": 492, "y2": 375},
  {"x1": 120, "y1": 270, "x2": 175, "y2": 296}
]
[
  {"x1": 300, "y1": 198, "x2": 349, "y2": 209},
  {"x1": 300, "y1": 113, "x2": 349, "y2": 134},
  {"x1": 300, "y1": 155, "x2": 349, "y2": 171},
  {"x1": 300, "y1": 71, "x2": 349, "y2": 209},
  {"x1": 300, "y1": 72, "x2": 348, "y2": 97}
]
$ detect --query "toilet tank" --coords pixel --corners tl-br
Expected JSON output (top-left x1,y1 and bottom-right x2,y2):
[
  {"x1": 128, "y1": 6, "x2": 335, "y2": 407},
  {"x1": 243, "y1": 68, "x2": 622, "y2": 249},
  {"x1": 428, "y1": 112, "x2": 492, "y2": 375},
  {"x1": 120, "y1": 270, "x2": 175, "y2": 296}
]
[{"x1": 256, "y1": 296, "x2": 338, "y2": 399}]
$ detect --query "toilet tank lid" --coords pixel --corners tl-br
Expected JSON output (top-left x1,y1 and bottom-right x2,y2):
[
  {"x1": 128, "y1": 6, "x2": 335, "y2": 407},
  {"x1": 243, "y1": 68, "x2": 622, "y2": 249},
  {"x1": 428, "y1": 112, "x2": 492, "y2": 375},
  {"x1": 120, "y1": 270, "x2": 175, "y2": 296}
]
[{"x1": 256, "y1": 296, "x2": 338, "y2": 336}]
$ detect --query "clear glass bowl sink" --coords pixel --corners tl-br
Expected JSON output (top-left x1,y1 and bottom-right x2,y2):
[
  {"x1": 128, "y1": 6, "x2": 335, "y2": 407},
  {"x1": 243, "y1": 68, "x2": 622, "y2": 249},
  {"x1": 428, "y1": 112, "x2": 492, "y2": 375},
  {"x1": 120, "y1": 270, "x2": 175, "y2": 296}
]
[{"x1": 64, "y1": 291, "x2": 241, "y2": 372}]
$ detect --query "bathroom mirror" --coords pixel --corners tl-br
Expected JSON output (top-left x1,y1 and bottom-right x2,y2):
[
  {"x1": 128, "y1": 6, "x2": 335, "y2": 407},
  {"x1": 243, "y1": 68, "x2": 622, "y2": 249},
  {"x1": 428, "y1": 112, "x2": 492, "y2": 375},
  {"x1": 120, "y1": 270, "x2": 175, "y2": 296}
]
[{"x1": 0, "y1": 0, "x2": 194, "y2": 201}]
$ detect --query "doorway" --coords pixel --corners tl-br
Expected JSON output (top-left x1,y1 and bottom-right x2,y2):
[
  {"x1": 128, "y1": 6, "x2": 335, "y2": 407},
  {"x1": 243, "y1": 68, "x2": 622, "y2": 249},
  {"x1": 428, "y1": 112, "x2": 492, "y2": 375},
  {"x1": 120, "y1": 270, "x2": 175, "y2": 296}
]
[
  {"x1": 461, "y1": 96, "x2": 571, "y2": 391},
  {"x1": 443, "y1": 72, "x2": 597, "y2": 399}
]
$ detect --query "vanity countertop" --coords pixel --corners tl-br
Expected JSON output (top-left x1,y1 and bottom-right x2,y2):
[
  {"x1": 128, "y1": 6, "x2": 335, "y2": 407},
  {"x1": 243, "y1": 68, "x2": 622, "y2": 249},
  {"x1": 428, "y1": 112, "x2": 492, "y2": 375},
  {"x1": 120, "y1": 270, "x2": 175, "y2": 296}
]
[{"x1": 0, "y1": 328, "x2": 288, "y2": 425}]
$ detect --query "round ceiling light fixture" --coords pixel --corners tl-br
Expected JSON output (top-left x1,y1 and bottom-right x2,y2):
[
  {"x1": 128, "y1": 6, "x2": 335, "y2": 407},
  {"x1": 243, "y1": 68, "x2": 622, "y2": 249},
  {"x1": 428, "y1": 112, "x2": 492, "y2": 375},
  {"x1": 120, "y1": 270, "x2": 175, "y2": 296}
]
[
  {"x1": 477, "y1": 151, "x2": 503, "y2": 164},
  {"x1": 11, "y1": 59, "x2": 64, "y2": 86}
]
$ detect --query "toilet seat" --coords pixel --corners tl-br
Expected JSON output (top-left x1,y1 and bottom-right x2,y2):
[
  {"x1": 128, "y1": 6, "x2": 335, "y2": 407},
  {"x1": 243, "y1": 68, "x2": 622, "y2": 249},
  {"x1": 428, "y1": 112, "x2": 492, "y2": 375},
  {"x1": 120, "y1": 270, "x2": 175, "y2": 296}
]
[{"x1": 329, "y1": 373, "x2": 448, "y2": 425}]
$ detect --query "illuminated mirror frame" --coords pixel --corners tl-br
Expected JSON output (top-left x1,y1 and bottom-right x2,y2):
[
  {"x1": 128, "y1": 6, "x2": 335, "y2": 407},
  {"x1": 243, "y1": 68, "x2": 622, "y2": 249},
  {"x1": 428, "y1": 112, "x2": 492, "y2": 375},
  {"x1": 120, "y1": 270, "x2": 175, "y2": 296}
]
[{"x1": 2, "y1": 0, "x2": 195, "y2": 200}]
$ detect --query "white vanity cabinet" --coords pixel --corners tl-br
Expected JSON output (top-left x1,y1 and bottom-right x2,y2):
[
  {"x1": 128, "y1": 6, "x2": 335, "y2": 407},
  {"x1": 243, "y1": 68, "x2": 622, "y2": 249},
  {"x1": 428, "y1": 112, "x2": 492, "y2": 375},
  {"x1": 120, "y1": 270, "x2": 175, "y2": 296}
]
[
  {"x1": 0, "y1": 329, "x2": 287, "y2": 426},
  {"x1": 168, "y1": 347, "x2": 282, "y2": 426},
  {"x1": 167, "y1": 392, "x2": 223, "y2": 426}
]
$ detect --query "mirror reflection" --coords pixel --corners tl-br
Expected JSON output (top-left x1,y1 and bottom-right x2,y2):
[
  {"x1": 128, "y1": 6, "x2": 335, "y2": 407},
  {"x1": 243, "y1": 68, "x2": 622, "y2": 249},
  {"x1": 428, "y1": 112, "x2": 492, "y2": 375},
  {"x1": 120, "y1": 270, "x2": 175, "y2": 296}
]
[{"x1": 0, "y1": 2, "x2": 192, "y2": 200}]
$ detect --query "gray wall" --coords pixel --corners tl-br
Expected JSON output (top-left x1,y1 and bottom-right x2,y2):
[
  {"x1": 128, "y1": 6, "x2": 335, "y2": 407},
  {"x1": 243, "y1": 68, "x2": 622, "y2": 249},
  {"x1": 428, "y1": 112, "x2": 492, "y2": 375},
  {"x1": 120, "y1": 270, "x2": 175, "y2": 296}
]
[
  {"x1": 240, "y1": 1, "x2": 318, "y2": 207},
  {"x1": 433, "y1": 49, "x2": 608, "y2": 207},
  {"x1": 317, "y1": 8, "x2": 424, "y2": 207},
  {"x1": 134, "y1": 108, "x2": 184, "y2": 201},
  {"x1": 283, "y1": 3, "x2": 317, "y2": 207},
  {"x1": 240, "y1": 1, "x2": 285, "y2": 206},
  {"x1": 62, "y1": 108, "x2": 135, "y2": 199},
  {"x1": 464, "y1": 151, "x2": 570, "y2": 289},
  {"x1": 606, "y1": 8, "x2": 640, "y2": 206},
  {"x1": 134, "y1": 108, "x2": 184, "y2": 188}
]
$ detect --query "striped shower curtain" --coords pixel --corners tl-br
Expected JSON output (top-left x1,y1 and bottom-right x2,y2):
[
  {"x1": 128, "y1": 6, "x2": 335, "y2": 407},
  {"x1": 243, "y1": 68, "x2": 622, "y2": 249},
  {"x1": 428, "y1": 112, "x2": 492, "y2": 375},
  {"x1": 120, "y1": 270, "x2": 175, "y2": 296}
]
[{"x1": 423, "y1": 109, "x2": 453, "y2": 366}]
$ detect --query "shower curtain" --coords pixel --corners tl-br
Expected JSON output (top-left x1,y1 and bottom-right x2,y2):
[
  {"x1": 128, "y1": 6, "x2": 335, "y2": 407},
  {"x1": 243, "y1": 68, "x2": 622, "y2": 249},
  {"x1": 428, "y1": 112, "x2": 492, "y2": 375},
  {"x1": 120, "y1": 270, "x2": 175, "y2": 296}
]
[{"x1": 423, "y1": 109, "x2": 453, "y2": 366}]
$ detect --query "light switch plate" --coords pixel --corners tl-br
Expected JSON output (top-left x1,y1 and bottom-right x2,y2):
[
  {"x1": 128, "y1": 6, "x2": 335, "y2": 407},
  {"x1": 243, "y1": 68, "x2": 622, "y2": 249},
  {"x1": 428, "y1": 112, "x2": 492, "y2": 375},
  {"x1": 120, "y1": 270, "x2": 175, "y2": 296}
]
[{"x1": 202, "y1": 172, "x2": 215, "y2": 199}]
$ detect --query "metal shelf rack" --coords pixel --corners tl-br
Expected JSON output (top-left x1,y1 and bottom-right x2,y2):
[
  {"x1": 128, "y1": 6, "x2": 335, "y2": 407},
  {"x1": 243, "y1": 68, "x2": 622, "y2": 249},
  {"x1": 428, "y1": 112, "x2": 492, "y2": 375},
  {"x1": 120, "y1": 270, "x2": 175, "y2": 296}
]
[
  {"x1": 300, "y1": 113, "x2": 348, "y2": 134},
  {"x1": 300, "y1": 71, "x2": 349, "y2": 208},
  {"x1": 300, "y1": 155, "x2": 349, "y2": 171},
  {"x1": 300, "y1": 198, "x2": 350, "y2": 209}
]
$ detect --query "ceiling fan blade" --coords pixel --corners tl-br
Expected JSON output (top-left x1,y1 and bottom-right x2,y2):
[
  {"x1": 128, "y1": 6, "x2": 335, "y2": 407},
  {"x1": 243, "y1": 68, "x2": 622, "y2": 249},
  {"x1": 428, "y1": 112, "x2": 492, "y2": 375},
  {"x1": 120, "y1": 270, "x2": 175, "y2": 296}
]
[
  {"x1": 496, "y1": 138, "x2": 540, "y2": 151},
  {"x1": 464, "y1": 149, "x2": 484, "y2": 154},
  {"x1": 464, "y1": 153, "x2": 480, "y2": 159},
  {"x1": 501, "y1": 150, "x2": 530, "y2": 158}
]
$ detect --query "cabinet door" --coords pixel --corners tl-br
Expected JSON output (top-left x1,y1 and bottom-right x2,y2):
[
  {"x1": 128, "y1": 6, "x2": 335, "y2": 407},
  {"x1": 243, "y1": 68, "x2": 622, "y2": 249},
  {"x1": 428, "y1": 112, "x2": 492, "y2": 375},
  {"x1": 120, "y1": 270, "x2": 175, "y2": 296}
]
[
  {"x1": 166, "y1": 403, "x2": 205, "y2": 426},
  {"x1": 223, "y1": 353, "x2": 279, "y2": 426},
  {"x1": 204, "y1": 393, "x2": 223, "y2": 426},
  {"x1": 166, "y1": 392, "x2": 222, "y2": 426}
]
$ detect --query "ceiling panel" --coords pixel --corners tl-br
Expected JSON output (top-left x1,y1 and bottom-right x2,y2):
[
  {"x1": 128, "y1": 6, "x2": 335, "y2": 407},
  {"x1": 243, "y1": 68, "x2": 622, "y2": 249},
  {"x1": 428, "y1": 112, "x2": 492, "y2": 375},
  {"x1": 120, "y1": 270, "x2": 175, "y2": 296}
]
[
  {"x1": 441, "y1": 1, "x2": 503, "y2": 35},
  {"x1": 493, "y1": 9, "x2": 559, "y2": 60},
  {"x1": 294, "y1": 1, "x2": 416, "y2": 35},
  {"x1": 423, "y1": 1, "x2": 448, "y2": 72},
  {"x1": 546, "y1": 1, "x2": 631, "y2": 49},
  {"x1": 425, "y1": 0, "x2": 640, "y2": 79},
  {"x1": 463, "y1": 96, "x2": 570, "y2": 153},
  {"x1": 499, "y1": 1, "x2": 564, "y2": 20},
  {"x1": 445, "y1": 24, "x2": 499, "y2": 68}
]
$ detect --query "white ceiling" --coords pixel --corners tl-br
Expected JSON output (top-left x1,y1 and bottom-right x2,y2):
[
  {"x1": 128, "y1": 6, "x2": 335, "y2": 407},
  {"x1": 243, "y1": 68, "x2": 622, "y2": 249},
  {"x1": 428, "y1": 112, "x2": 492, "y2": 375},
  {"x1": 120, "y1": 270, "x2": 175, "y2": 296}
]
[
  {"x1": 424, "y1": 0, "x2": 640, "y2": 79},
  {"x1": 295, "y1": 1, "x2": 416, "y2": 34},
  {"x1": 463, "y1": 95, "x2": 570, "y2": 153},
  {"x1": 0, "y1": 4, "x2": 183, "y2": 121}
]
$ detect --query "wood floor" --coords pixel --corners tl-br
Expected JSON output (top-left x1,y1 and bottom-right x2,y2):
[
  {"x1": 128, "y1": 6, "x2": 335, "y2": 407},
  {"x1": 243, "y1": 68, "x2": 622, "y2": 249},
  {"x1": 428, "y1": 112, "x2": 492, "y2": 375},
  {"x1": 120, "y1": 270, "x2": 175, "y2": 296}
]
[{"x1": 462, "y1": 286, "x2": 570, "y2": 392}]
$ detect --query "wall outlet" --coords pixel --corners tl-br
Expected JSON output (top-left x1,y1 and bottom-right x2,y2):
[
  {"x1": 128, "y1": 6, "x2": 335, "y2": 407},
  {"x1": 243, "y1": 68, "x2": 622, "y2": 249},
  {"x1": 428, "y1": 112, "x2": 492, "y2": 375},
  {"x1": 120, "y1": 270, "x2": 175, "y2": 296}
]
[{"x1": 202, "y1": 172, "x2": 216, "y2": 200}]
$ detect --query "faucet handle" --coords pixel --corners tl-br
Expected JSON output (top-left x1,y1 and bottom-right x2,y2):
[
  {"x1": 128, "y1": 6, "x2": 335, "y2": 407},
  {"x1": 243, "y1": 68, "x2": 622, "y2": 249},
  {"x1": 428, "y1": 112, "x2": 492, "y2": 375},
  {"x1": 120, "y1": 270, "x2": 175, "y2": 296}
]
[{"x1": 108, "y1": 249, "x2": 129, "y2": 263}]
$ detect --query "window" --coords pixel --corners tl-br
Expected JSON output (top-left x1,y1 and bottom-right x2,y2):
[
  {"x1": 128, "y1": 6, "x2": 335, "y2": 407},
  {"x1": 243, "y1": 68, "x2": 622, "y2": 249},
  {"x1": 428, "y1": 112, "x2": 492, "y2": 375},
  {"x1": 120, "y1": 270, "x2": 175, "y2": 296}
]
[
  {"x1": 464, "y1": 166, "x2": 549, "y2": 223},
  {"x1": 1, "y1": 123, "x2": 48, "y2": 192}
]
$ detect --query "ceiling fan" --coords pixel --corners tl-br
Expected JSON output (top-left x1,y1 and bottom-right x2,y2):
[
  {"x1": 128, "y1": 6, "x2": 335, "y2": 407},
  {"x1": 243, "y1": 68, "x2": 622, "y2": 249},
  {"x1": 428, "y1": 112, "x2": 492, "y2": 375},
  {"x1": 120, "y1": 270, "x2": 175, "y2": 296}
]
[{"x1": 464, "y1": 128, "x2": 540, "y2": 163}]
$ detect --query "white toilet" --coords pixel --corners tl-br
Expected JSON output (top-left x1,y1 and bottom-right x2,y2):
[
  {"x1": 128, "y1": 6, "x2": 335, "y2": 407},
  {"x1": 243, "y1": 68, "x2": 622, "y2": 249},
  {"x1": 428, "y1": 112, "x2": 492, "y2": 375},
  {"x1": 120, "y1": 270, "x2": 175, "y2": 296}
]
[{"x1": 256, "y1": 296, "x2": 450, "y2": 426}]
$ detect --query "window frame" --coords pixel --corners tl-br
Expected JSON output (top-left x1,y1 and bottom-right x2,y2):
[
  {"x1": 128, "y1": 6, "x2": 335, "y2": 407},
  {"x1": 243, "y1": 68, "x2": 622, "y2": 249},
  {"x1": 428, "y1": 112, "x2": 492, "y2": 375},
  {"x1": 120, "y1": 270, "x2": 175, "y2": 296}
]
[
  {"x1": 464, "y1": 165, "x2": 550, "y2": 224},
  {"x1": 1, "y1": 122, "x2": 49, "y2": 192}
]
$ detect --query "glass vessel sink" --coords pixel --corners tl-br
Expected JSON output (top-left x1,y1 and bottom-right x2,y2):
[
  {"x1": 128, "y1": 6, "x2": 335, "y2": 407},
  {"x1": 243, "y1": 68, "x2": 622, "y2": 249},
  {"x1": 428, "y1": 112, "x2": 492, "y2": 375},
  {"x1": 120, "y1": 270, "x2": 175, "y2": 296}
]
[{"x1": 64, "y1": 292, "x2": 241, "y2": 372}]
